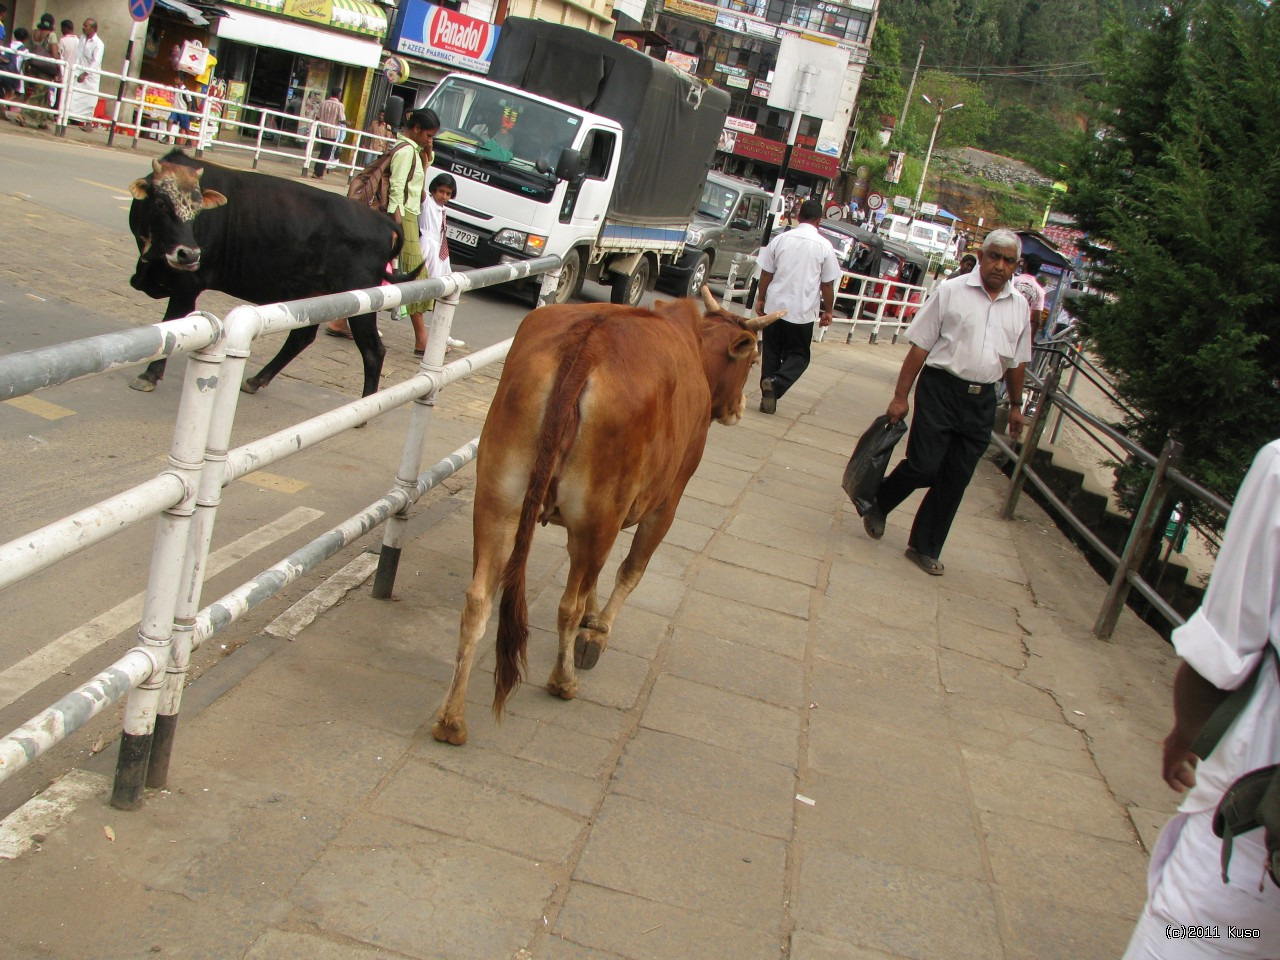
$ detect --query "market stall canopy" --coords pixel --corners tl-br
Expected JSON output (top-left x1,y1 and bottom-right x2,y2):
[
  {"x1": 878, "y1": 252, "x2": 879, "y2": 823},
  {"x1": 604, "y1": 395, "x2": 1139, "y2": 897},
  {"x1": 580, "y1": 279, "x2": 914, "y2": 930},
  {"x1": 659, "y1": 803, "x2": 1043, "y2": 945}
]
[
  {"x1": 220, "y1": 0, "x2": 388, "y2": 39},
  {"x1": 1016, "y1": 229, "x2": 1073, "y2": 270}
]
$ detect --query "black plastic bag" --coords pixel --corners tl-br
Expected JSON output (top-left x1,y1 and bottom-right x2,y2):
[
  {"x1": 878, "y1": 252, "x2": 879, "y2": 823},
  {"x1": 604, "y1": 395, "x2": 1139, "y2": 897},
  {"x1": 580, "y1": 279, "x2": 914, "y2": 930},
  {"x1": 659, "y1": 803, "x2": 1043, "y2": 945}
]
[{"x1": 842, "y1": 415, "x2": 908, "y2": 516}]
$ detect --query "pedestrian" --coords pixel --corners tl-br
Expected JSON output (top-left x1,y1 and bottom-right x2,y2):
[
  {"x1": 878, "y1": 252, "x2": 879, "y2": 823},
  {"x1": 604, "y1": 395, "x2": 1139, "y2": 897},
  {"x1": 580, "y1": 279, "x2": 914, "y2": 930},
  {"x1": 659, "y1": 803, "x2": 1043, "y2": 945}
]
[
  {"x1": 1011, "y1": 254, "x2": 1049, "y2": 342},
  {"x1": 754, "y1": 198, "x2": 841, "y2": 415},
  {"x1": 325, "y1": 108, "x2": 439, "y2": 346},
  {"x1": 1, "y1": 27, "x2": 27, "y2": 108},
  {"x1": 311, "y1": 87, "x2": 345, "y2": 179},
  {"x1": 417, "y1": 172, "x2": 465, "y2": 356},
  {"x1": 66, "y1": 18, "x2": 103, "y2": 125},
  {"x1": 363, "y1": 108, "x2": 390, "y2": 164},
  {"x1": 949, "y1": 252, "x2": 977, "y2": 278},
  {"x1": 1121, "y1": 439, "x2": 1280, "y2": 958},
  {"x1": 15, "y1": 13, "x2": 58, "y2": 128},
  {"x1": 166, "y1": 73, "x2": 193, "y2": 147},
  {"x1": 860, "y1": 228, "x2": 1031, "y2": 575},
  {"x1": 55, "y1": 19, "x2": 77, "y2": 111}
]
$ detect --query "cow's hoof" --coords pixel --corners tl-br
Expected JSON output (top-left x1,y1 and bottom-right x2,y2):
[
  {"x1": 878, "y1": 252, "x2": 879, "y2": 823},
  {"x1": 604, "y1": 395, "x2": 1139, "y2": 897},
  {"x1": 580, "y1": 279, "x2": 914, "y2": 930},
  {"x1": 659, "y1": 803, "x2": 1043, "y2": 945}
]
[
  {"x1": 574, "y1": 633, "x2": 605, "y2": 670},
  {"x1": 431, "y1": 717, "x2": 467, "y2": 746},
  {"x1": 129, "y1": 376, "x2": 157, "y2": 393},
  {"x1": 240, "y1": 376, "x2": 266, "y2": 395},
  {"x1": 547, "y1": 676, "x2": 578, "y2": 700}
]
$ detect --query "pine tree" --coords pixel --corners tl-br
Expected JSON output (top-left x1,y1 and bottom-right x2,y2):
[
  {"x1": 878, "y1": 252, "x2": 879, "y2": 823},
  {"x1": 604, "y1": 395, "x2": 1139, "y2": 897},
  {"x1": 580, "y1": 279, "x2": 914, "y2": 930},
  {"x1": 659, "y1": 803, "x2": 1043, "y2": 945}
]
[{"x1": 1064, "y1": 0, "x2": 1280, "y2": 515}]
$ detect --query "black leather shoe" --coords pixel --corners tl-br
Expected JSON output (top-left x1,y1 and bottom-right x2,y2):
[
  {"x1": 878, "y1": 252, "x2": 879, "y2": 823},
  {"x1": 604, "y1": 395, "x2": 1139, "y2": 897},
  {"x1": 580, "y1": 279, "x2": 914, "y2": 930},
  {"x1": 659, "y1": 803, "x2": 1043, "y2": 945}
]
[
  {"x1": 863, "y1": 502, "x2": 886, "y2": 540},
  {"x1": 759, "y1": 377, "x2": 777, "y2": 414}
]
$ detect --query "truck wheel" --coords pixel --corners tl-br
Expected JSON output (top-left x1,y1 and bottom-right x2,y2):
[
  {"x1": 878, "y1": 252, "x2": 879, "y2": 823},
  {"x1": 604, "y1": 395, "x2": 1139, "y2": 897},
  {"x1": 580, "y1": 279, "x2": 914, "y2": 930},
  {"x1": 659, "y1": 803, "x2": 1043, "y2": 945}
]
[
  {"x1": 610, "y1": 258, "x2": 651, "y2": 308},
  {"x1": 550, "y1": 250, "x2": 585, "y2": 305},
  {"x1": 682, "y1": 253, "x2": 710, "y2": 299}
]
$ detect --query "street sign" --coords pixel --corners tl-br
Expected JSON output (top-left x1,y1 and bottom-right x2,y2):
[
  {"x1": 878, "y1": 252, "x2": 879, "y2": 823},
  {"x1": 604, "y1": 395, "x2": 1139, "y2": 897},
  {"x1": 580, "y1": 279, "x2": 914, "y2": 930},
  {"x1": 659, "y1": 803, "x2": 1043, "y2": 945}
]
[
  {"x1": 865, "y1": 192, "x2": 884, "y2": 211},
  {"x1": 129, "y1": 0, "x2": 155, "y2": 22},
  {"x1": 892, "y1": 195, "x2": 911, "y2": 209},
  {"x1": 921, "y1": 202, "x2": 938, "y2": 216}
]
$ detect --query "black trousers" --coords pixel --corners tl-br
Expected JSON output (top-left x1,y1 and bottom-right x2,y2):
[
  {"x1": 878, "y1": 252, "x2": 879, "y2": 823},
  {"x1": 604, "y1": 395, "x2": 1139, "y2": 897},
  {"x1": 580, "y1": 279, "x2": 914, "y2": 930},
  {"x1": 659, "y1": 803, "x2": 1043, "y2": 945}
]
[
  {"x1": 313, "y1": 140, "x2": 337, "y2": 177},
  {"x1": 760, "y1": 319, "x2": 815, "y2": 399},
  {"x1": 876, "y1": 365, "x2": 997, "y2": 559}
]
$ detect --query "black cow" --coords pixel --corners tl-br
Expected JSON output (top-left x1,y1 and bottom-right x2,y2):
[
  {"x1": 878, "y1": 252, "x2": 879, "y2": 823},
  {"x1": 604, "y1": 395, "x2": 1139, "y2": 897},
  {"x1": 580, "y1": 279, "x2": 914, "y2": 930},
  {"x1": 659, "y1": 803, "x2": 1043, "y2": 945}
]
[{"x1": 127, "y1": 150, "x2": 419, "y2": 396}]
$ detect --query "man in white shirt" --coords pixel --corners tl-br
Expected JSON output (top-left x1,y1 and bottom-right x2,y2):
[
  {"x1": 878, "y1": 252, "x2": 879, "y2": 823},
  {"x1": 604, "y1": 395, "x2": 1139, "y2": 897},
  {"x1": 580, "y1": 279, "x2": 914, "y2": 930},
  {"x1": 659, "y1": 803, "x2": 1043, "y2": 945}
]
[
  {"x1": 861, "y1": 228, "x2": 1031, "y2": 575},
  {"x1": 1122, "y1": 440, "x2": 1280, "y2": 958},
  {"x1": 67, "y1": 18, "x2": 103, "y2": 123},
  {"x1": 754, "y1": 199, "x2": 841, "y2": 414},
  {"x1": 56, "y1": 19, "x2": 78, "y2": 111}
]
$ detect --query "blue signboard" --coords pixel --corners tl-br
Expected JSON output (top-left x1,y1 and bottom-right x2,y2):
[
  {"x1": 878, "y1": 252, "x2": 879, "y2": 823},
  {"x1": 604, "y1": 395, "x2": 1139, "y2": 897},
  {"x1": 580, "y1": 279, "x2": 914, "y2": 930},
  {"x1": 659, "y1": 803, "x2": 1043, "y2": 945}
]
[
  {"x1": 129, "y1": 0, "x2": 155, "y2": 22},
  {"x1": 391, "y1": 0, "x2": 499, "y2": 74}
]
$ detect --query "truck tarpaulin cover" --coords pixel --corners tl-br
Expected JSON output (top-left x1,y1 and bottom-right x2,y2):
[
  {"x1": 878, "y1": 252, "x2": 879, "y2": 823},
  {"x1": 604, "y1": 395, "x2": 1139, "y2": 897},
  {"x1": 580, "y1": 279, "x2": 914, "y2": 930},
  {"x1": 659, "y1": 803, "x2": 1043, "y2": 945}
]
[{"x1": 488, "y1": 18, "x2": 730, "y2": 225}]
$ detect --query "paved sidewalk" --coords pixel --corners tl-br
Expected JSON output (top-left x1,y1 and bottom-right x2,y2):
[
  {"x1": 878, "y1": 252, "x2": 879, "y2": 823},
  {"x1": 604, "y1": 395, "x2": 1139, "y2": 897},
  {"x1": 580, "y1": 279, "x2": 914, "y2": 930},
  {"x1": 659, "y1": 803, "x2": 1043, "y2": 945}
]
[{"x1": 0, "y1": 310, "x2": 1184, "y2": 956}]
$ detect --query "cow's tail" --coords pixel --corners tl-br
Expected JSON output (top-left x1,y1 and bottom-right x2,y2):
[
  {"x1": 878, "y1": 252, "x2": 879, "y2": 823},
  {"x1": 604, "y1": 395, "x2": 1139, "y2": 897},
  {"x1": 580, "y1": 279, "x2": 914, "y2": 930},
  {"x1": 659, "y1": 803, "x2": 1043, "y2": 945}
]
[{"x1": 493, "y1": 321, "x2": 598, "y2": 716}]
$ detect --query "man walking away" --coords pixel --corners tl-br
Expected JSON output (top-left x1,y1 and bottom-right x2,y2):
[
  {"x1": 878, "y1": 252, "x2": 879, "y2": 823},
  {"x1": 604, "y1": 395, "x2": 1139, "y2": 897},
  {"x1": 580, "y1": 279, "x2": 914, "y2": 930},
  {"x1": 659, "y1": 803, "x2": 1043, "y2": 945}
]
[
  {"x1": 754, "y1": 198, "x2": 840, "y2": 414},
  {"x1": 1011, "y1": 253, "x2": 1049, "y2": 343},
  {"x1": 861, "y1": 228, "x2": 1031, "y2": 576},
  {"x1": 312, "y1": 87, "x2": 346, "y2": 180},
  {"x1": 1122, "y1": 439, "x2": 1280, "y2": 957},
  {"x1": 67, "y1": 18, "x2": 102, "y2": 124},
  {"x1": 54, "y1": 19, "x2": 75, "y2": 111}
]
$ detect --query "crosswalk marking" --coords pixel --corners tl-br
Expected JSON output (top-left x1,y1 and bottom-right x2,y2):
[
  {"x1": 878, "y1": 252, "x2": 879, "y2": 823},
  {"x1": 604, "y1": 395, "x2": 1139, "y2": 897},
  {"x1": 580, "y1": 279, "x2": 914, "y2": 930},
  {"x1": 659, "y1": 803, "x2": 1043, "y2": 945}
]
[{"x1": 243, "y1": 470, "x2": 310, "y2": 494}]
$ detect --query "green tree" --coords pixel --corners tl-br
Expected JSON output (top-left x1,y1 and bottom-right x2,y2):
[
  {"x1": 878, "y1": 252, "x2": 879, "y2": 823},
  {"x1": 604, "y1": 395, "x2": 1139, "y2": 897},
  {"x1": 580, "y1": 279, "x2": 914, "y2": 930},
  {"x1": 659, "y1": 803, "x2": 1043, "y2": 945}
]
[
  {"x1": 1064, "y1": 0, "x2": 1280, "y2": 513},
  {"x1": 854, "y1": 20, "x2": 905, "y2": 149}
]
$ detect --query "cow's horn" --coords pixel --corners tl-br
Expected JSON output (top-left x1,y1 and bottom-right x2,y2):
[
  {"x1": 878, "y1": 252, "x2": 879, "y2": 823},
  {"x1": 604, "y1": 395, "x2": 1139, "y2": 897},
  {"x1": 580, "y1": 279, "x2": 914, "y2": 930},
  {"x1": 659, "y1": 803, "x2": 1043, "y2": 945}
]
[
  {"x1": 151, "y1": 158, "x2": 163, "y2": 177},
  {"x1": 700, "y1": 285, "x2": 721, "y2": 312},
  {"x1": 743, "y1": 311, "x2": 786, "y2": 331}
]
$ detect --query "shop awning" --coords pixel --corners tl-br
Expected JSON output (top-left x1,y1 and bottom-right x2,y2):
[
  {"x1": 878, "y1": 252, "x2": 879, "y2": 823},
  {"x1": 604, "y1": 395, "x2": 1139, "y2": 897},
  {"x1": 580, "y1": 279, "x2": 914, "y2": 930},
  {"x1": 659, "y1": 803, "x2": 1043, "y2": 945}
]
[
  {"x1": 216, "y1": 6, "x2": 384, "y2": 67},
  {"x1": 155, "y1": 0, "x2": 229, "y2": 26},
  {"x1": 220, "y1": 0, "x2": 387, "y2": 39},
  {"x1": 329, "y1": 0, "x2": 387, "y2": 38}
]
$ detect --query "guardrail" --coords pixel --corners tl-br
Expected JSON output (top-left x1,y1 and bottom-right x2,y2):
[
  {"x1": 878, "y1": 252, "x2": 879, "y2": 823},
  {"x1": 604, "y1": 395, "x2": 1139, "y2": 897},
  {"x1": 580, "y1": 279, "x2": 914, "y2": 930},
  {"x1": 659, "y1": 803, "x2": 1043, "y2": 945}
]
[
  {"x1": 992, "y1": 346, "x2": 1231, "y2": 639},
  {"x1": 0, "y1": 254, "x2": 565, "y2": 811}
]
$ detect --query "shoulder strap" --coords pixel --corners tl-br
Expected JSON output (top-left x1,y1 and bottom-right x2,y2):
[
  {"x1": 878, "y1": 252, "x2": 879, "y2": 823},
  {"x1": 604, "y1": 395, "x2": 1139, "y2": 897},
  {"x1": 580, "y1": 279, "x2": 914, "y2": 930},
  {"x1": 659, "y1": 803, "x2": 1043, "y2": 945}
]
[{"x1": 1192, "y1": 645, "x2": 1279, "y2": 759}]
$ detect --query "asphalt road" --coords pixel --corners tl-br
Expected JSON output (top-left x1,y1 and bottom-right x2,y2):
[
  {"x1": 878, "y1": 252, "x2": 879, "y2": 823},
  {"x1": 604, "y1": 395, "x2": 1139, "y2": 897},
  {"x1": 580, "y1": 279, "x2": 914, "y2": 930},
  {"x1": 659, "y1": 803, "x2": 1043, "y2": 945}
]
[{"x1": 0, "y1": 127, "x2": 635, "y2": 814}]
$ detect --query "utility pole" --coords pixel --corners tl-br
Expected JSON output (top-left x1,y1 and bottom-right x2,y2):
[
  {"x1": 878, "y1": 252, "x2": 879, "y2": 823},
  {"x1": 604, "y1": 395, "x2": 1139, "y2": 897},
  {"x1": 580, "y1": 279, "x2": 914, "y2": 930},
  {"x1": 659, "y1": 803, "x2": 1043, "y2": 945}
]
[
  {"x1": 912, "y1": 96, "x2": 963, "y2": 216},
  {"x1": 896, "y1": 40, "x2": 925, "y2": 137}
]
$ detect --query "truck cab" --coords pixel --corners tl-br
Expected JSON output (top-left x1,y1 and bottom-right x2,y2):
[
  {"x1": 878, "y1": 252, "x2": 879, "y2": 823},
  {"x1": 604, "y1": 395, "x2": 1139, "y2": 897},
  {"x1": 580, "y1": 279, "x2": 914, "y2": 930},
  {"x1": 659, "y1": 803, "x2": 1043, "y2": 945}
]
[{"x1": 425, "y1": 75, "x2": 624, "y2": 304}]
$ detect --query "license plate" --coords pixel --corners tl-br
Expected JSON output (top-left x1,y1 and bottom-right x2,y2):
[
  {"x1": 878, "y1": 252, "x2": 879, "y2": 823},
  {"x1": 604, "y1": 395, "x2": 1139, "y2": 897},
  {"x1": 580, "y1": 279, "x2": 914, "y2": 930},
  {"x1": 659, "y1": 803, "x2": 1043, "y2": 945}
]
[{"x1": 445, "y1": 225, "x2": 479, "y2": 247}]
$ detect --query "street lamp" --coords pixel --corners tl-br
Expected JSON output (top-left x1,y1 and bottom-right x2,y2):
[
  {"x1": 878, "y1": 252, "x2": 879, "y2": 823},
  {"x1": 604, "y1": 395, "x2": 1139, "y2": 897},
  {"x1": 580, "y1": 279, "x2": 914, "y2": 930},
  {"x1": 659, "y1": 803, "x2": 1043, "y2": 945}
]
[{"x1": 912, "y1": 94, "x2": 963, "y2": 216}]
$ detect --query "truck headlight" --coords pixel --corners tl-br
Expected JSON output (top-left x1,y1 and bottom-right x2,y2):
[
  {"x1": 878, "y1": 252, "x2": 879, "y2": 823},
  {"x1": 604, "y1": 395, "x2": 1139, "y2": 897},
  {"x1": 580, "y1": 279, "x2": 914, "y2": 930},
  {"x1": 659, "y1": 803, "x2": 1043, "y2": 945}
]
[{"x1": 493, "y1": 229, "x2": 547, "y2": 256}]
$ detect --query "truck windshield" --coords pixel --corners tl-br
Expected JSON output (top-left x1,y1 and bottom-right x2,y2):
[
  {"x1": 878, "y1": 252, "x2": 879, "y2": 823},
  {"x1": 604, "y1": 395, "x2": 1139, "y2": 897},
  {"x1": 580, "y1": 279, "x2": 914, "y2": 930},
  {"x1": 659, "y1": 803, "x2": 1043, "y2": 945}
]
[
  {"x1": 696, "y1": 181, "x2": 740, "y2": 223},
  {"x1": 426, "y1": 77, "x2": 582, "y2": 175}
]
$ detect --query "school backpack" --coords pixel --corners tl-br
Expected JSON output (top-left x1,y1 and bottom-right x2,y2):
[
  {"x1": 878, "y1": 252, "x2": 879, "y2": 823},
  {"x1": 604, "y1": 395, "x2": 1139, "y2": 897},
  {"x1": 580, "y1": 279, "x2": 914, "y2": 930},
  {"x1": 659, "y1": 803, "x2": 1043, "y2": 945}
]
[
  {"x1": 346, "y1": 142, "x2": 417, "y2": 214},
  {"x1": 1194, "y1": 645, "x2": 1280, "y2": 888}
]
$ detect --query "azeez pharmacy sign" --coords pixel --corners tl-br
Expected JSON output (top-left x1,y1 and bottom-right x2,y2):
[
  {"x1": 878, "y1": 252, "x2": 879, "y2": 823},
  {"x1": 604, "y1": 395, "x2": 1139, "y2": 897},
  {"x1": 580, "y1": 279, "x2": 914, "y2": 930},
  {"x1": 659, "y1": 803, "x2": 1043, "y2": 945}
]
[{"x1": 394, "y1": 1, "x2": 501, "y2": 73}]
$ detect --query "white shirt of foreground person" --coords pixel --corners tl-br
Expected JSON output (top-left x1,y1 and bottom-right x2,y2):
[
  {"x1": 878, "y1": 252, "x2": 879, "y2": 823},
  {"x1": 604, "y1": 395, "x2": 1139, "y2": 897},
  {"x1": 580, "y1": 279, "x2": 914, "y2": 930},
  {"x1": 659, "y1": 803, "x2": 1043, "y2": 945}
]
[
  {"x1": 757, "y1": 222, "x2": 841, "y2": 325},
  {"x1": 1123, "y1": 439, "x2": 1280, "y2": 959},
  {"x1": 905, "y1": 268, "x2": 1031, "y2": 383}
]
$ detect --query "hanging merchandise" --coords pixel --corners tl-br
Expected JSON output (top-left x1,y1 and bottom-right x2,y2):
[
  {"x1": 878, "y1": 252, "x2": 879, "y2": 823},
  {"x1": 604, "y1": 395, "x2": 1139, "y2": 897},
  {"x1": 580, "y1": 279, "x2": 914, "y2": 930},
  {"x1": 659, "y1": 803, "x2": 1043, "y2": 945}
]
[{"x1": 177, "y1": 40, "x2": 209, "y2": 77}]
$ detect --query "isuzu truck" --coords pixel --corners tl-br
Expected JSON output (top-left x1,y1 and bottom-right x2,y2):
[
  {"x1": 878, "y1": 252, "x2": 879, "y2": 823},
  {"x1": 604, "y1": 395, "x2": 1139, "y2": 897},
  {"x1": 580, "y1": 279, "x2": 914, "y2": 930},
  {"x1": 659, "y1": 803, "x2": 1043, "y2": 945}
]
[{"x1": 421, "y1": 18, "x2": 730, "y2": 306}]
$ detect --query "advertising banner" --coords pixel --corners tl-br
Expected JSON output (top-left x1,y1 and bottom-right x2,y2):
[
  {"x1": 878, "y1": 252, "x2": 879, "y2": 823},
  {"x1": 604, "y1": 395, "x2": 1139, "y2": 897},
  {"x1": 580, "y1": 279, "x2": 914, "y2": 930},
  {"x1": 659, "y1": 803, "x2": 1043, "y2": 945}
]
[{"x1": 394, "y1": 1, "x2": 499, "y2": 73}]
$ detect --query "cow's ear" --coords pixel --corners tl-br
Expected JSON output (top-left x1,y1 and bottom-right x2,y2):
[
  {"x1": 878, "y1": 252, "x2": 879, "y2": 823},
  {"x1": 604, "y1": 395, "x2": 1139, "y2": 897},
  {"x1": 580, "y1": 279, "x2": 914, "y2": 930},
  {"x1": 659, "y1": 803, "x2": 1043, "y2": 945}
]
[
  {"x1": 201, "y1": 190, "x2": 228, "y2": 210},
  {"x1": 129, "y1": 178, "x2": 151, "y2": 200},
  {"x1": 728, "y1": 331, "x2": 758, "y2": 361}
]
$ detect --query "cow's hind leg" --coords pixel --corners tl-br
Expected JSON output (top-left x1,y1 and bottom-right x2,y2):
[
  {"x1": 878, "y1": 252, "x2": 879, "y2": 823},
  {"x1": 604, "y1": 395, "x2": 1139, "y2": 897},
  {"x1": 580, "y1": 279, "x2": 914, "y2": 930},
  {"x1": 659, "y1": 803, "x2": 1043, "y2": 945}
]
[
  {"x1": 576, "y1": 503, "x2": 678, "y2": 670},
  {"x1": 433, "y1": 500, "x2": 517, "y2": 746},
  {"x1": 242, "y1": 325, "x2": 320, "y2": 394},
  {"x1": 549, "y1": 527, "x2": 617, "y2": 696},
  {"x1": 349, "y1": 312, "x2": 386, "y2": 398}
]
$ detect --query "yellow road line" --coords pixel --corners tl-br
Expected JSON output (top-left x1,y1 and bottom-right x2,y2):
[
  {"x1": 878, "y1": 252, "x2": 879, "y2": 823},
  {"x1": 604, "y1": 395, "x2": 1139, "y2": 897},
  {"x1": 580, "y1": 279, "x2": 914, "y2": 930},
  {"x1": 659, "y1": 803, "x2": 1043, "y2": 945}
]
[
  {"x1": 4, "y1": 396, "x2": 75, "y2": 420},
  {"x1": 76, "y1": 177, "x2": 129, "y2": 195},
  {"x1": 243, "y1": 470, "x2": 310, "y2": 494}
]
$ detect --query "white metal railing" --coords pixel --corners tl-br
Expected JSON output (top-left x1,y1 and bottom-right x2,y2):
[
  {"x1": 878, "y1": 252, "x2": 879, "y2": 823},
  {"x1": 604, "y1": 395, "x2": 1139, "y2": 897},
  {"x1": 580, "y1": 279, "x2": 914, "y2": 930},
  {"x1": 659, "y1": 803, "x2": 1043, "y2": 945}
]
[
  {"x1": 822, "y1": 269, "x2": 929, "y2": 343},
  {"x1": 0, "y1": 58, "x2": 394, "y2": 177},
  {"x1": 0, "y1": 255, "x2": 565, "y2": 811}
]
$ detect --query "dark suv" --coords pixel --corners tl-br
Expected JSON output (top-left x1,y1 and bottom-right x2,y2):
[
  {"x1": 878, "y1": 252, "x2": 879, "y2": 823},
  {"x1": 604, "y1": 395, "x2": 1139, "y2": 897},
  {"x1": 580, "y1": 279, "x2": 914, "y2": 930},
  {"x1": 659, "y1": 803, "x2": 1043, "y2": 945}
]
[{"x1": 661, "y1": 171, "x2": 772, "y2": 297}]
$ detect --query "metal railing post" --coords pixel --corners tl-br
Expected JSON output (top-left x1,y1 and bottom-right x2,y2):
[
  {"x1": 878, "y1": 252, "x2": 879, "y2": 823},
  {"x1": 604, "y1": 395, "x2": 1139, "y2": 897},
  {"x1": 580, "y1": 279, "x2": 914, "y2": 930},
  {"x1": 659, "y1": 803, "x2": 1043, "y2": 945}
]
[
  {"x1": 372, "y1": 279, "x2": 463, "y2": 599},
  {"x1": 1093, "y1": 438, "x2": 1183, "y2": 639},
  {"x1": 1000, "y1": 363, "x2": 1061, "y2": 519},
  {"x1": 111, "y1": 334, "x2": 224, "y2": 810}
]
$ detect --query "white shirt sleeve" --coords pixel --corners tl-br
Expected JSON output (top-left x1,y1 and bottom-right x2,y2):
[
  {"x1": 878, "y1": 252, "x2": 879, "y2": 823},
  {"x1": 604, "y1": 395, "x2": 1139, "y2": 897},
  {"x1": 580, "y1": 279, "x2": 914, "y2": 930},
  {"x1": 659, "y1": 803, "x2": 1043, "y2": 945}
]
[{"x1": 1173, "y1": 440, "x2": 1280, "y2": 690}]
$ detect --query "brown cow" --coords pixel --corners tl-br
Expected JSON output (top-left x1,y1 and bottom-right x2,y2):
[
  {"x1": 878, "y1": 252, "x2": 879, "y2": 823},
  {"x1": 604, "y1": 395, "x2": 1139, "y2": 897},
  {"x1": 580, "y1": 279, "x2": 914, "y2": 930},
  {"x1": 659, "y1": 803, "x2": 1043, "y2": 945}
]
[{"x1": 432, "y1": 289, "x2": 781, "y2": 745}]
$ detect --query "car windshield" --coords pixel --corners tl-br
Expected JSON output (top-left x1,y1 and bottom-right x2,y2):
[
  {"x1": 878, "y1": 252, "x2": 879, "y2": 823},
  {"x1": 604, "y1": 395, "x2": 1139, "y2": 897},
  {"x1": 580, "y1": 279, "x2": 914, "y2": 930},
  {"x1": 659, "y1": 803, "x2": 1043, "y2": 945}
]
[
  {"x1": 818, "y1": 227, "x2": 853, "y2": 260},
  {"x1": 426, "y1": 78, "x2": 582, "y2": 174},
  {"x1": 696, "y1": 181, "x2": 741, "y2": 222}
]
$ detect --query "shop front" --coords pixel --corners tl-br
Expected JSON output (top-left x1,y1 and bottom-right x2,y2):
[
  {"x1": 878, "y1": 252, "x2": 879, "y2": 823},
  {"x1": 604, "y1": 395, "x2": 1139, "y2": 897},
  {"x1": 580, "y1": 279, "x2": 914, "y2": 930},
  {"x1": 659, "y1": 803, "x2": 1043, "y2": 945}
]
[
  {"x1": 718, "y1": 130, "x2": 841, "y2": 202},
  {"x1": 211, "y1": 0, "x2": 388, "y2": 140},
  {"x1": 136, "y1": 0, "x2": 227, "y2": 140}
]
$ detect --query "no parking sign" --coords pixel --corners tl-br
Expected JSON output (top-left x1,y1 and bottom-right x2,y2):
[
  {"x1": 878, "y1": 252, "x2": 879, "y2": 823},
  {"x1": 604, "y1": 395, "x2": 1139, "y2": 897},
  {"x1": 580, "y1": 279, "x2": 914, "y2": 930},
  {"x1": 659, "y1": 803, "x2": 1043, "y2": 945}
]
[{"x1": 129, "y1": 0, "x2": 155, "y2": 22}]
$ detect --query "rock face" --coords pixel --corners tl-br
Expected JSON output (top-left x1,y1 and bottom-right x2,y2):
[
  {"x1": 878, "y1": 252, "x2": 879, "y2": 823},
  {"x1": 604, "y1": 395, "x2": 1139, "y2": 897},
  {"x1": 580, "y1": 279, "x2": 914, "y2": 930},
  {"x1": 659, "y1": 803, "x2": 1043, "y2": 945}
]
[{"x1": 923, "y1": 148, "x2": 1054, "y2": 230}]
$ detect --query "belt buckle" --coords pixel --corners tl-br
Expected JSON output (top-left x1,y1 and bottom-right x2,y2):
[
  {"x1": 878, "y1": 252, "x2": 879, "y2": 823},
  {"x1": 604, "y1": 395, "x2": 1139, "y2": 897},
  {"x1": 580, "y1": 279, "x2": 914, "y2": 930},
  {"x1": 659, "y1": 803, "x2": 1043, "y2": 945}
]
[{"x1": 967, "y1": 383, "x2": 982, "y2": 395}]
